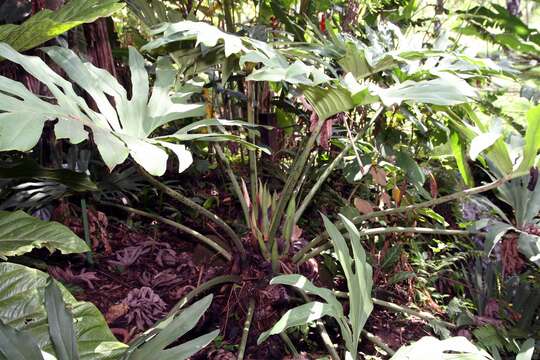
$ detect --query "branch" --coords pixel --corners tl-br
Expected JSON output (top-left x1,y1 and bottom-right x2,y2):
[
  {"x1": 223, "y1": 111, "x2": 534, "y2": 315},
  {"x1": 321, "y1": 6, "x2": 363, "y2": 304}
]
[{"x1": 99, "y1": 200, "x2": 233, "y2": 261}]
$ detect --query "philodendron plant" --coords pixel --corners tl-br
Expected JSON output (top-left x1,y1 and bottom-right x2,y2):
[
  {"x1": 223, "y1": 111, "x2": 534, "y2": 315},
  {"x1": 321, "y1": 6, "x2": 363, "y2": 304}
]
[
  {"x1": 257, "y1": 214, "x2": 373, "y2": 360},
  {"x1": 0, "y1": 43, "x2": 256, "y2": 176}
]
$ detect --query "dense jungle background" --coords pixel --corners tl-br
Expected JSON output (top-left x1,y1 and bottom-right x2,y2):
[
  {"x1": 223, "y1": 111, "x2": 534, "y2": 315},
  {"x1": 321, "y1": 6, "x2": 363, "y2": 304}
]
[{"x1": 0, "y1": 0, "x2": 539, "y2": 359}]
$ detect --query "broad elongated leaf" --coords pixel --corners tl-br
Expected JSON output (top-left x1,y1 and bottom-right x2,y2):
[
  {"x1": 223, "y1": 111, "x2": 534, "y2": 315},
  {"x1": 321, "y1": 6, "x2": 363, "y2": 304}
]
[
  {"x1": 143, "y1": 21, "x2": 246, "y2": 57},
  {"x1": 302, "y1": 85, "x2": 357, "y2": 121},
  {"x1": 328, "y1": 215, "x2": 374, "y2": 357},
  {"x1": 469, "y1": 123, "x2": 503, "y2": 161},
  {"x1": 157, "y1": 330, "x2": 219, "y2": 360},
  {"x1": 126, "y1": 0, "x2": 182, "y2": 28},
  {"x1": 0, "y1": 263, "x2": 127, "y2": 359},
  {"x1": 482, "y1": 221, "x2": 515, "y2": 255},
  {"x1": 518, "y1": 104, "x2": 540, "y2": 171},
  {"x1": 0, "y1": 210, "x2": 89, "y2": 257},
  {"x1": 516, "y1": 339, "x2": 535, "y2": 360},
  {"x1": 257, "y1": 302, "x2": 337, "y2": 344},
  {"x1": 391, "y1": 336, "x2": 492, "y2": 360},
  {"x1": 0, "y1": 319, "x2": 44, "y2": 360},
  {"x1": 128, "y1": 295, "x2": 215, "y2": 360},
  {"x1": 270, "y1": 275, "x2": 343, "y2": 316},
  {"x1": 456, "y1": 4, "x2": 540, "y2": 56},
  {"x1": 376, "y1": 77, "x2": 477, "y2": 107},
  {"x1": 247, "y1": 60, "x2": 330, "y2": 86},
  {"x1": 44, "y1": 280, "x2": 79, "y2": 360},
  {"x1": 450, "y1": 132, "x2": 474, "y2": 187},
  {"x1": 0, "y1": 0, "x2": 124, "y2": 54}
]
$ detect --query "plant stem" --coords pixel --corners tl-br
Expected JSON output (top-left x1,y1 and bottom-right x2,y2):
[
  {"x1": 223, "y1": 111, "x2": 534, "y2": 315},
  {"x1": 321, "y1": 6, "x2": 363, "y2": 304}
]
[
  {"x1": 213, "y1": 143, "x2": 250, "y2": 225},
  {"x1": 99, "y1": 200, "x2": 233, "y2": 261},
  {"x1": 279, "y1": 333, "x2": 300, "y2": 357},
  {"x1": 317, "y1": 319, "x2": 341, "y2": 360},
  {"x1": 295, "y1": 140, "x2": 354, "y2": 223},
  {"x1": 168, "y1": 275, "x2": 241, "y2": 315},
  {"x1": 80, "y1": 198, "x2": 93, "y2": 264},
  {"x1": 292, "y1": 170, "x2": 529, "y2": 263},
  {"x1": 223, "y1": 0, "x2": 235, "y2": 32},
  {"x1": 298, "y1": 291, "x2": 341, "y2": 359},
  {"x1": 238, "y1": 298, "x2": 256, "y2": 360},
  {"x1": 344, "y1": 116, "x2": 365, "y2": 179},
  {"x1": 296, "y1": 227, "x2": 474, "y2": 264},
  {"x1": 372, "y1": 298, "x2": 456, "y2": 329},
  {"x1": 247, "y1": 81, "x2": 258, "y2": 203},
  {"x1": 333, "y1": 291, "x2": 456, "y2": 329},
  {"x1": 268, "y1": 115, "x2": 327, "y2": 247},
  {"x1": 138, "y1": 166, "x2": 246, "y2": 258},
  {"x1": 361, "y1": 330, "x2": 396, "y2": 356}
]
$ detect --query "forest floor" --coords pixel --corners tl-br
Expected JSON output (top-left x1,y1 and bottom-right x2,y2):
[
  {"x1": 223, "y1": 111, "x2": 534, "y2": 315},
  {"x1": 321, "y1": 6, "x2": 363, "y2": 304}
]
[{"x1": 42, "y1": 198, "x2": 437, "y2": 359}]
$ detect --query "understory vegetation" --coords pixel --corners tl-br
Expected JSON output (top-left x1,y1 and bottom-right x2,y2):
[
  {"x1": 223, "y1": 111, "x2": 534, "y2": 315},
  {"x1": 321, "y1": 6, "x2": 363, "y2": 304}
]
[{"x1": 0, "y1": 0, "x2": 539, "y2": 359}]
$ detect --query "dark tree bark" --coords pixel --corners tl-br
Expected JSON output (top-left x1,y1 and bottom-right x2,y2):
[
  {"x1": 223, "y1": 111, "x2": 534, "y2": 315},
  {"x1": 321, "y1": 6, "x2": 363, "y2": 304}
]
[
  {"x1": 82, "y1": 19, "x2": 117, "y2": 77},
  {"x1": 342, "y1": 0, "x2": 359, "y2": 33}
]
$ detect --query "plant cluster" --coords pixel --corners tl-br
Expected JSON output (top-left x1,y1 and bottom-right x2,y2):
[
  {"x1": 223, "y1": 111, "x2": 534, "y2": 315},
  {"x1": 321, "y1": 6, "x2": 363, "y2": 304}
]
[{"x1": 0, "y1": 0, "x2": 538, "y2": 359}]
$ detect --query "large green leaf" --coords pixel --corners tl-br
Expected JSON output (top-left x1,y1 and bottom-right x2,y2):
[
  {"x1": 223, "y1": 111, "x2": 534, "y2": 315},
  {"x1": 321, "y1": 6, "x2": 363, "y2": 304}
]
[
  {"x1": 0, "y1": 263, "x2": 127, "y2": 360},
  {"x1": 0, "y1": 0, "x2": 124, "y2": 54},
  {"x1": 257, "y1": 302, "x2": 337, "y2": 344},
  {"x1": 0, "y1": 210, "x2": 89, "y2": 257},
  {"x1": 143, "y1": 21, "x2": 246, "y2": 57},
  {"x1": 376, "y1": 77, "x2": 477, "y2": 107},
  {"x1": 44, "y1": 280, "x2": 79, "y2": 360},
  {"x1": 518, "y1": 104, "x2": 540, "y2": 171},
  {"x1": 127, "y1": 295, "x2": 217, "y2": 360},
  {"x1": 456, "y1": 4, "x2": 540, "y2": 56},
  {"x1": 126, "y1": 0, "x2": 182, "y2": 28},
  {"x1": 450, "y1": 131, "x2": 474, "y2": 187},
  {"x1": 156, "y1": 330, "x2": 219, "y2": 360},
  {"x1": 325, "y1": 215, "x2": 374, "y2": 358},
  {"x1": 0, "y1": 44, "x2": 206, "y2": 176},
  {"x1": 391, "y1": 336, "x2": 492, "y2": 360},
  {"x1": 302, "y1": 85, "x2": 357, "y2": 121},
  {"x1": 0, "y1": 319, "x2": 44, "y2": 360},
  {"x1": 269, "y1": 274, "x2": 343, "y2": 317}
]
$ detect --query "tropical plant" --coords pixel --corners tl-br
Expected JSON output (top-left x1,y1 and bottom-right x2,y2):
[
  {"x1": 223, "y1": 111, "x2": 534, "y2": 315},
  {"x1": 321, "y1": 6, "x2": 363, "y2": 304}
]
[
  {"x1": 390, "y1": 336, "x2": 536, "y2": 360},
  {"x1": 258, "y1": 214, "x2": 373, "y2": 360},
  {"x1": 0, "y1": 0, "x2": 124, "y2": 54},
  {"x1": 0, "y1": 43, "x2": 260, "y2": 176},
  {"x1": 448, "y1": 104, "x2": 540, "y2": 265}
]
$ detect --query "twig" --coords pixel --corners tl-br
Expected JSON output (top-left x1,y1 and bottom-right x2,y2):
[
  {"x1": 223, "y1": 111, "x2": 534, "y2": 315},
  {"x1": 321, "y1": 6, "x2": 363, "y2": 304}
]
[
  {"x1": 317, "y1": 319, "x2": 341, "y2": 360},
  {"x1": 297, "y1": 227, "x2": 474, "y2": 264},
  {"x1": 238, "y1": 298, "x2": 256, "y2": 360},
  {"x1": 333, "y1": 291, "x2": 456, "y2": 329},
  {"x1": 279, "y1": 333, "x2": 300, "y2": 358},
  {"x1": 99, "y1": 200, "x2": 233, "y2": 261},
  {"x1": 361, "y1": 330, "x2": 396, "y2": 356},
  {"x1": 168, "y1": 275, "x2": 241, "y2": 315},
  {"x1": 137, "y1": 166, "x2": 246, "y2": 258},
  {"x1": 80, "y1": 198, "x2": 93, "y2": 264},
  {"x1": 293, "y1": 170, "x2": 529, "y2": 263}
]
